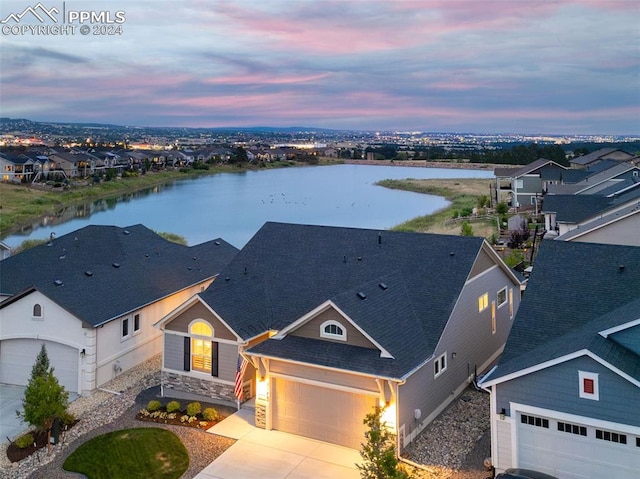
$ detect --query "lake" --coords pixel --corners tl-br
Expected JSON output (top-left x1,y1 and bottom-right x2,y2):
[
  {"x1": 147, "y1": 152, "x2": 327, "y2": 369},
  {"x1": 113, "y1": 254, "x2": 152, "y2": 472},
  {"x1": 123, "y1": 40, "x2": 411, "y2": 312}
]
[{"x1": 2, "y1": 164, "x2": 494, "y2": 249}]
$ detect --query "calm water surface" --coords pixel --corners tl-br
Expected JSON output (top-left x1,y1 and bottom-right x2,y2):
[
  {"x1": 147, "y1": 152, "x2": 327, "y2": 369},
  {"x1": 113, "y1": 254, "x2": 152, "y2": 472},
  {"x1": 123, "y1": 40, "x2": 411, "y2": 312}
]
[{"x1": 3, "y1": 164, "x2": 493, "y2": 249}]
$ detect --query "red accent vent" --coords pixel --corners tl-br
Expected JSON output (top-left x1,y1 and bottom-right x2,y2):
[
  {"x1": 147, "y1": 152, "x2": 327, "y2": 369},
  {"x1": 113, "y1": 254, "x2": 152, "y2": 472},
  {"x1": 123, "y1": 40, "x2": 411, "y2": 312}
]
[{"x1": 583, "y1": 378, "x2": 595, "y2": 394}]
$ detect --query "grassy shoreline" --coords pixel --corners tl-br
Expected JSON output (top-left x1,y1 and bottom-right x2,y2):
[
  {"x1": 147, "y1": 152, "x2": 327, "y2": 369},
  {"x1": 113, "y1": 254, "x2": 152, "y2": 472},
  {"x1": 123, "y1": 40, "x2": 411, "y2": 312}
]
[{"x1": 378, "y1": 178, "x2": 498, "y2": 237}]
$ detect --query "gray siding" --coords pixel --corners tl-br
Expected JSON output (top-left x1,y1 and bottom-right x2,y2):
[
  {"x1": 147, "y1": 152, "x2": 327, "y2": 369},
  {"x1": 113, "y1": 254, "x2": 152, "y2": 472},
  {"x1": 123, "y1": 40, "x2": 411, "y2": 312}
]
[
  {"x1": 269, "y1": 359, "x2": 379, "y2": 393},
  {"x1": 163, "y1": 332, "x2": 238, "y2": 382},
  {"x1": 573, "y1": 214, "x2": 640, "y2": 246},
  {"x1": 468, "y1": 249, "x2": 495, "y2": 279},
  {"x1": 399, "y1": 263, "x2": 520, "y2": 444},
  {"x1": 496, "y1": 356, "x2": 640, "y2": 426},
  {"x1": 291, "y1": 307, "x2": 377, "y2": 349},
  {"x1": 164, "y1": 332, "x2": 184, "y2": 371},
  {"x1": 164, "y1": 301, "x2": 237, "y2": 341}
]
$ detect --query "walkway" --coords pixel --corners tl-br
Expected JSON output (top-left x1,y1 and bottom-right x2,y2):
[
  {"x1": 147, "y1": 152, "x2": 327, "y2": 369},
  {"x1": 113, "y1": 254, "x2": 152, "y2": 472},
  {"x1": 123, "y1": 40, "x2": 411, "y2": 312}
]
[{"x1": 196, "y1": 408, "x2": 361, "y2": 479}]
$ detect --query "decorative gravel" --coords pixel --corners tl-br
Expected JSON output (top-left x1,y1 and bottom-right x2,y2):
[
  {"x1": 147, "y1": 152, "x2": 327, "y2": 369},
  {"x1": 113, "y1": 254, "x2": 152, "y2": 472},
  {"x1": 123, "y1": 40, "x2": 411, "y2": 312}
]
[
  {"x1": 0, "y1": 355, "x2": 235, "y2": 479},
  {"x1": 403, "y1": 388, "x2": 493, "y2": 479}
]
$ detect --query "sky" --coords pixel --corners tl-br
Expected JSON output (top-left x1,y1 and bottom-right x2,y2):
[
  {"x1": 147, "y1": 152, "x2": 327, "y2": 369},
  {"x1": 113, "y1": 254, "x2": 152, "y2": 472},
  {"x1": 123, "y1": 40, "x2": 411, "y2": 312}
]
[{"x1": 1, "y1": 0, "x2": 639, "y2": 134}]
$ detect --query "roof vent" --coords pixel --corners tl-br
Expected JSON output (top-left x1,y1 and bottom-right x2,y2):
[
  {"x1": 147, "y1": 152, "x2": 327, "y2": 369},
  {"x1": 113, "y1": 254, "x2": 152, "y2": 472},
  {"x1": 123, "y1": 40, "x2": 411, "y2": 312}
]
[
  {"x1": 193, "y1": 256, "x2": 197, "y2": 260},
  {"x1": 450, "y1": 252, "x2": 455, "y2": 256},
  {"x1": 214, "y1": 241, "x2": 221, "y2": 246},
  {"x1": 619, "y1": 265, "x2": 625, "y2": 271},
  {"x1": 145, "y1": 254, "x2": 150, "y2": 258},
  {"x1": 357, "y1": 291, "x2": 367, "y2": 300},
  {"x1": 379, "y1": 283, "x2": 388, "y2": 290},
  {"x1": 112, "y1": 262, "x2": 120, "y2": 268},
  {"x1": 84, "y1": 271, "x2": 93, "y2": 277},
  {"x1": 357, "y1": 256, "x2": 362, "y2": 261},
  {"x1": 59, "y1": 255, "x2": 66, "y2": 260},
  {"x1": 225, "y1": 277, "x2": 231, "y2": 281},
  {"x1": 53, "y1": 279, "x2": 63, "y2": 286},
  {"x1": 123, "y1": 230, "x2": 130, "y2": 235}
]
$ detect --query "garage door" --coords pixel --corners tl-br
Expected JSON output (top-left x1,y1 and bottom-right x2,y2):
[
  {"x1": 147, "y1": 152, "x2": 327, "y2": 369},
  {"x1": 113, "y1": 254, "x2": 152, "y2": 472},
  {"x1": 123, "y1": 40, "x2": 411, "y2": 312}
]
[
  {"x1": 517, "y1": 412, "x2": 639, "y2": 479},
  {"x1": 272, "y1": 378, "x2": 377, "y2": 449},
  {"x1": 0, "y1": 339, "x2": 79, "y2": 393}
]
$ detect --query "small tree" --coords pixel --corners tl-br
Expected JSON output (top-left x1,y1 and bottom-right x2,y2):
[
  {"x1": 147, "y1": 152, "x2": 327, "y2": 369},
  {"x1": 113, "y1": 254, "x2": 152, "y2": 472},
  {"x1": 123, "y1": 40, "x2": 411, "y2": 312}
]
[
  {"x1": 358, "y1": 406, "x2": 410, "y2": 479},
  {"x1": 19, "y1": 345, "x2": 69, "y2": 449},
  {"x1": 461, "y1": 221, "x2": 474, "y2": 236},
  {"x1": 496, "y1": 202, "x2": 509, "y2": 215}
]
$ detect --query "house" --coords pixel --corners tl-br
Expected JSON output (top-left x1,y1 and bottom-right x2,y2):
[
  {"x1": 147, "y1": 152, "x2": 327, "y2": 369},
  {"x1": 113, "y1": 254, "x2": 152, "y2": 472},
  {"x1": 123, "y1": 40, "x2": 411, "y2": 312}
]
[
  {"x1": 493, "y1": 159, "x2": 567, "y2": 209},
  {"x1": 569, "y1": 148, "x2": 635, "y2": 170},
  {"x1": 0, "y1": 225, "x2": 238, "y2": 395},
  {"x1": 546, "y1": 162, "x2": 640, "y2": 196},
  {"x1": 155, "y1": 222, "x2": 524, "y2": 450},
  {"x1": 479, "y1": 241, "x2": 640, "y2": 478}
]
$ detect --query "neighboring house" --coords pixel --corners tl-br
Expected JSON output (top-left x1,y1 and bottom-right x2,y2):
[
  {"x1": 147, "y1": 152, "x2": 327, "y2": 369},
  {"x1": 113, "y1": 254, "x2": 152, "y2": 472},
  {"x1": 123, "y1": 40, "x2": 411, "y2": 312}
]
[
  {"x1": 480, "y1": 241, "x2": 640, "y2": 478},
  {"x1": 155, "y1": 222, "x2": 524, "y2": 450},
  {"x1": 493, "y1": 159, "x2": 567, "y2": 209},
  {"x1": 569, "y1": 148, "x2": 635, "y2": 170},
  {"x1": 547, "y1": 162, "x2": 640, "y2": 196},
  {"x1": 542, "y1": 185, "x2": 640, "y2": 241},
  {"x1": 0, "y1": 225, "x2": 238, "y2": 395},
  {"x1": 0, "y1": 241, "x2": 11, "y2": 260}
]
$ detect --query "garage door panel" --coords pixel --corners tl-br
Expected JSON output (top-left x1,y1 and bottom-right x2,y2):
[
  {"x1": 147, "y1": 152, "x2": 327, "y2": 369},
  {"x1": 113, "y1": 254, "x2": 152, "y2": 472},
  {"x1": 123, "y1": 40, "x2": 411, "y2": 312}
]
[
  {"x1": 273, "y1": 378, "x2": 376, "y2": 449},
  {"x1": 517, "y1": 412, "x2": 638, "y2": 479},
  {"x1": 0, "y1": 339, "x2": 78, "y2": 393}
]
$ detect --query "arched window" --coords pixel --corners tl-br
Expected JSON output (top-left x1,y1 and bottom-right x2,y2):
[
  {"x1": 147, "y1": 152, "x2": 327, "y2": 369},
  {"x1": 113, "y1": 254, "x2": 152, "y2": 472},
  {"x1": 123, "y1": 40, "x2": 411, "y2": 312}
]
[
  {"x1": 189, "y1": 321, "x2": 216, "y2": 374},
  {"x1": 33, "y1": 304, "x2": 42, "y2": 318},
  {"x1": 320, "y1": 320, "x2": 346, "y2": 341}
]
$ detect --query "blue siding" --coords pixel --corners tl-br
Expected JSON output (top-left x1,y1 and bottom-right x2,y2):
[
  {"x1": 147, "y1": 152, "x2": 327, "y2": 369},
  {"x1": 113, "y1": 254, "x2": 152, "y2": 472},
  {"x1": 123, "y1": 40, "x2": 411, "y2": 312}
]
[{"x1": 496, "y1": 355, "x2": 640, "y2": 426}]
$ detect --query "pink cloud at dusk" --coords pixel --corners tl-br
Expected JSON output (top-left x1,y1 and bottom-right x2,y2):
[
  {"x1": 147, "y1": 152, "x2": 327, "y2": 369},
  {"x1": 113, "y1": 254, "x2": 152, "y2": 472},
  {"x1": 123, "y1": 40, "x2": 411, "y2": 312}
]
[{"x1": 0, "y1": 0, "x2": 637, "y2": 134}]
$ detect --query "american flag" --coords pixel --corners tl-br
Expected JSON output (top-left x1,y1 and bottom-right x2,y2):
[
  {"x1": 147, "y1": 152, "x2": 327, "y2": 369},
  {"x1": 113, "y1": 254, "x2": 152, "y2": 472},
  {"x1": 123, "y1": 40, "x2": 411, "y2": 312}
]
[{"x1": 234, "y1": 355, "x2": 249, "y2": 400}]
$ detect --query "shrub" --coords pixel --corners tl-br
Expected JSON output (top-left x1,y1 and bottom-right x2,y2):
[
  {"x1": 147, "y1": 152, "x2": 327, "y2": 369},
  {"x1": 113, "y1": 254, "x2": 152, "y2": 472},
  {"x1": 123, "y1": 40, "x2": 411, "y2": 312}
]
[
  {"x1": 202, "y1": 407, "x2": 218, "y2": 421},
  {"x1": 186, "y1": 402, "x2": 201, "y2": 417},
  {"x1": 147, "y1": 400, "x2": 161, "y2": 412},
  {"x1": 60, "y1": 411, "x2": 77, "y2": 426},
  {"x1": 166, "y1": 401, "x2": 181, "y2": 413},
  {"x1": 15, "y1": 433, "x2": 34, "y2": 449}
]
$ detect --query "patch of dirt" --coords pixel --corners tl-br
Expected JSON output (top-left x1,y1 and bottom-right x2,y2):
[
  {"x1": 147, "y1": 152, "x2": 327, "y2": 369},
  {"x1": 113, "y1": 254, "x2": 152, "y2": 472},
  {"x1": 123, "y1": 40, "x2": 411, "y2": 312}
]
[{"x1": 6, "y1": 421, "x2": 79, "y2": 463}]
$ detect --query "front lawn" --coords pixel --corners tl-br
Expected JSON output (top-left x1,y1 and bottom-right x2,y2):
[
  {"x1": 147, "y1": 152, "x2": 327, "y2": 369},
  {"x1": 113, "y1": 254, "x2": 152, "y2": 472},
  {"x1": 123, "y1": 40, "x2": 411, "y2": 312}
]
[{"x1": 63, "y1": 428, "x2": 189, "y2": 479}]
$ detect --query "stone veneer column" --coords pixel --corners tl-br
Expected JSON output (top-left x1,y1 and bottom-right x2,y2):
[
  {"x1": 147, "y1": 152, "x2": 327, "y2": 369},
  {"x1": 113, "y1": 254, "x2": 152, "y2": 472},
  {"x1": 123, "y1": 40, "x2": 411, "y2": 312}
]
[
  {"x1": 161, "y1": 371, "x2": 235, "y2": 402},
  {"x1": 254, "y1": 401, "x2": 266, "y2": 429}
]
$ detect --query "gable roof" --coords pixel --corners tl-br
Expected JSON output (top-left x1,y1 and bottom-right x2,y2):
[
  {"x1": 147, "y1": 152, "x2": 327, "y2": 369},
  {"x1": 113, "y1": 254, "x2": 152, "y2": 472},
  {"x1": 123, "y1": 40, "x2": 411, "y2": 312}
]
[
  {"x1": 199, "y1": 222, "x2": 521, "y2": 378},
  {"x1": 542, "y1": 187, "x2": 640, "y2": 224},
  {"x1": 483, "y1": 241, "x2": 640, "y2": 385},
  {"x1": 513, "y1": 158, "x2": 567, "y2": 177},
  {"x1": 569, "y1": 148, "x2": 634, "y2": 166},
  {"x1": 0, "y1": 225, "x2": 238, "y2": 326}
]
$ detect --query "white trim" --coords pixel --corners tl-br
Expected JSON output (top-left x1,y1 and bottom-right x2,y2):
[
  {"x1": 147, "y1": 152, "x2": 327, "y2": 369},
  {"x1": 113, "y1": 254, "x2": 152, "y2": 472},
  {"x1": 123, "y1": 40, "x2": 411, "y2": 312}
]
[
  {"x1": 482, "y1": 349, "x2": 640, "y2": 389},
  {"x1": 579, "y1": 370, "x2": 599, "y2": 401},
  {"x1": 188, "y1": 318, "x2": 214, "y2": 339},
  {"x1": 497, "y1": 286, "x2": 508, "y2": 308},
  {"x1": 162, "y1": 329, "x2": 239, "y2": 346},
  {"x1": 133, "y1": 313, "x2": 141, "y2": 335},
  {"x1": 434, "y1": 352, "x2": 447, "y2": 378},
  {"x1": 268, "y1": 371, "x2": 380, "y2": 397},
  {"x1": 120, "y1": 317, "x2": 131, "y2": 341},
  {"x1": 274, "y1": 299, "x2": 394, "y2": 359},
  {"x1": 320, "y1": 319, "x2": 347, "y2": 341},
  {"x1": 510, "y1": 402, "x2": 640, "y2": 436},
  {"x1": 599, "y1": 317, "x2": 640, "y2": 338}
]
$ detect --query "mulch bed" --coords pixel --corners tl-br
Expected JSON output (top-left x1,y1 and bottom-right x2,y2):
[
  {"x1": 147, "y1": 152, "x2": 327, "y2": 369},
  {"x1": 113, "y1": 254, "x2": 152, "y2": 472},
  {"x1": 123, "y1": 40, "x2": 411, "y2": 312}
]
[
  {"x1": 135, "y1": 412, "x2": 224, "y2": 430},
  {"x1": 6, "y1": 421, "x2": 79, "y2": 463}
]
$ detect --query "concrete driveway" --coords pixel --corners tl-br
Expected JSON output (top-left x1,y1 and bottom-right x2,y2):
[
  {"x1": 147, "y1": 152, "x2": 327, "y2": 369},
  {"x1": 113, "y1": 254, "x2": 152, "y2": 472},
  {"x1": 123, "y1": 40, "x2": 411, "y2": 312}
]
[
  {"x1": 195, "y1": 408, "x2": 361, "y2": 479},
  {"x1": 0, "y1": 384, "x2": 27, "y2": 443}
]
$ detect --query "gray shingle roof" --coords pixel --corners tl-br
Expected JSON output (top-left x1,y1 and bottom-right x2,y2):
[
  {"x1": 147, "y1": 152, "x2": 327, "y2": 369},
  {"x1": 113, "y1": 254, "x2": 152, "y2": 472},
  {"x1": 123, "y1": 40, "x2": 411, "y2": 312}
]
[
  {"x1": 487, "y1": 241, "x2": 640, "y2": 383},
  {"x1": 201, "y1": 222, "x2": 491, "y2": 378},
  {"x1": 569, "y1": 148, "x2": 621, "y2": 166},
  {"x1": 0, "y1": 225, "x2": 238, "y2": 326}
]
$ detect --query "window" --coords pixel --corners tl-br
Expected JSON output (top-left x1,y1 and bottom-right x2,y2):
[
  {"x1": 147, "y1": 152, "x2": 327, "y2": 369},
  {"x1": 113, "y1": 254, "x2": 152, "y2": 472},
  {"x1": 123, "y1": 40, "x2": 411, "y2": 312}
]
[
  {"x1": 133, "y1": 314, "x2": 141, "y2": 333},
  {"x1": 320, "y1": 320, "x2": 346, "y2": 341},
  {"x1": 579, "y1": 371, "x2": 599, "y2": 400},
  {"x1": 558, "y1": 421, "x2": 587, "y2": 436},
  {"x1": 636, "y1": 437, "x2": 640, "y2": 448},
  {"x1": 478, "y1": 293, "x2": 489, "y2": 312},
  {"x1": 596, "y1": 429, "x2": 627, "y2": 444},
  {"x1": 521, "y1": 414, "x2": 549, "y2": 429},
  {"x1": 497, "y1": 287, "x2": 507, "y2": 307},
  {"x1": 491, "y1": 301, "x2": 496, "y2": 335},
  {"x1": 509, "y1": 288, "x2": 514, "y2": 319},
  {"x1": 434, "y1": 353, "x2": 447, "y2": 378},
  {"x1": 121, "y1": 317, "x2": 130, "y2": 339},
  {"x1": 32, "y1": 304, "x2": 43, "y2": 318},
  {"x1": 189, "y1": 321, "x2": 216, "y2": 375}
]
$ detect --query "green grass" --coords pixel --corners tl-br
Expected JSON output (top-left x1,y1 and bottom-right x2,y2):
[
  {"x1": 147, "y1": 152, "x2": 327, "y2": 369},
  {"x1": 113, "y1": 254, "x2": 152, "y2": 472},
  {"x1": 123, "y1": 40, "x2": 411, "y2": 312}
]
[{"x1": 62, "y1": 428, "x2": 189, "y2": 479}]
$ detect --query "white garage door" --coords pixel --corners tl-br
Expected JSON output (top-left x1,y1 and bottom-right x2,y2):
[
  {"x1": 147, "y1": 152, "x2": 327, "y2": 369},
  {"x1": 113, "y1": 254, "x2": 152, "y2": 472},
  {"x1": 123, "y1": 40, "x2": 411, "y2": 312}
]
[
  {"x1": 0, "y1": 339, "x2": 79, "y2": 393},
  {"x1": 272, "y1": 378, "x2": 377, "y2": 449},
  {"x1": 517, "y1": 412, "x2": 639, "y2": 479}
]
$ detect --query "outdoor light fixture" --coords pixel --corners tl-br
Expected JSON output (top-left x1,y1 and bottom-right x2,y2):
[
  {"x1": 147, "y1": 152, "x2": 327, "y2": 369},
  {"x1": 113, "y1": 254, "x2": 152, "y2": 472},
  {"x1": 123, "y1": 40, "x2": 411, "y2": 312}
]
[
  {"x1": 80, "y1": 348, "x2": 86, "y2": 357},
  {"x1": 451, "y1": 352, "x2": 457, "y2": 359},
  {"x1": 500, "y1": 408, "x2": 506, "y2": 420}
]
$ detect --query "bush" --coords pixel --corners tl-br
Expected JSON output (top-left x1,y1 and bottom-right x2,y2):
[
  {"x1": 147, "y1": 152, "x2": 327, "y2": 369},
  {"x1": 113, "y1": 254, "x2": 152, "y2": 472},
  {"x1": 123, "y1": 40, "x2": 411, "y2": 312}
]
[
  {"x1": 15, "y1": 433, "x2": 34, "y2": 449},
  {"x1": 147, "y1": 400, "x2": 161, "y2": 412},
  {"x1": 166, "y1": 401, "x2": 181, "y2": 413},
  {"x1": 202, "y1": 407, "x2": 218, "y2": 421},
  {"x1": 60, "y1": 411, "x2": 77, "y2": 426},
  {"x1": 186, "y1": 402, "x2": 201, "y2": 417}
]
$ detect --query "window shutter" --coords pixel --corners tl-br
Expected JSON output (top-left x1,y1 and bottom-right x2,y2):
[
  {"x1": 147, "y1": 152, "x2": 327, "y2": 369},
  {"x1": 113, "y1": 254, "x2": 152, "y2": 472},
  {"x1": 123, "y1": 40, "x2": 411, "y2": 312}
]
[
  {"x1": 183, "y1": 337, "x2": 190, "y2": 371},
  {"x1": 211, "y1": 341, "x2": 219, "y2": 377}
]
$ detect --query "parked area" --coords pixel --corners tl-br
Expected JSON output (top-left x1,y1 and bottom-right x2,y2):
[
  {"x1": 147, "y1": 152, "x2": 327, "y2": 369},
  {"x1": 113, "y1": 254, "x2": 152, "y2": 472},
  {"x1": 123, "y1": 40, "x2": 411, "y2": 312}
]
[{"x1": 0, "y1": 355, "x2": 492, "y2": 479}]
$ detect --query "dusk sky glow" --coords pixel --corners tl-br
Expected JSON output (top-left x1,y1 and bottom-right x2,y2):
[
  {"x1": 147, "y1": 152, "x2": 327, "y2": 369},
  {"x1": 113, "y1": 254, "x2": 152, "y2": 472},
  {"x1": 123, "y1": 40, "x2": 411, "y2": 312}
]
[{"x1": 1, "y1": 0, "x2": 638, "y2": 134}]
